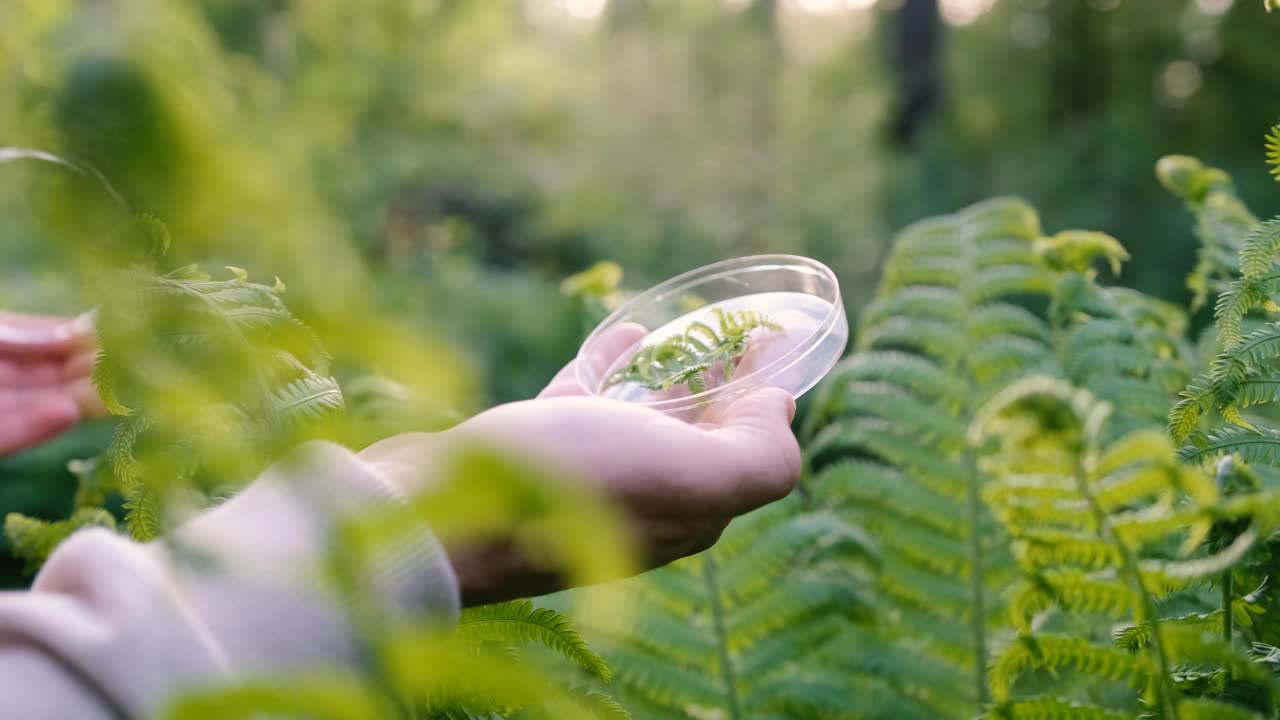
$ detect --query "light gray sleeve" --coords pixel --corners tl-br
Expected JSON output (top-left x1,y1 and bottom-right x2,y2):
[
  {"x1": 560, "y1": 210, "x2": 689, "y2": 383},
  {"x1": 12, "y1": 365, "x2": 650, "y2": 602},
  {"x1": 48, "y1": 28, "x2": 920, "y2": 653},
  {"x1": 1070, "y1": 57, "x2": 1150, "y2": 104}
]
[{"x1": 0, "y1": 440, "x2": 459, "y2": 718}]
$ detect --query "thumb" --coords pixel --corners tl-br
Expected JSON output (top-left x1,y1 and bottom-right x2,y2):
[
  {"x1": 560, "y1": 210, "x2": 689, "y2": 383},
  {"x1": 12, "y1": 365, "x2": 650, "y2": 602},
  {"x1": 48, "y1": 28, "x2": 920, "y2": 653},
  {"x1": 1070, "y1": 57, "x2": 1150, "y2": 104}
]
[{"x1": 707, "y1": 387, "x2": 801, "y2": 513}]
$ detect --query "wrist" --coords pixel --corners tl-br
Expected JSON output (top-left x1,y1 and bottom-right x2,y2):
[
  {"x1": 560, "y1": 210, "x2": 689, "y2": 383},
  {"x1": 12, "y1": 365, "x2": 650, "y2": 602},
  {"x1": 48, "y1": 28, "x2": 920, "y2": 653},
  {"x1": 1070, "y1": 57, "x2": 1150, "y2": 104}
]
[{"x1": 445, "y1": 537, "x2": 564, "y2": 607}]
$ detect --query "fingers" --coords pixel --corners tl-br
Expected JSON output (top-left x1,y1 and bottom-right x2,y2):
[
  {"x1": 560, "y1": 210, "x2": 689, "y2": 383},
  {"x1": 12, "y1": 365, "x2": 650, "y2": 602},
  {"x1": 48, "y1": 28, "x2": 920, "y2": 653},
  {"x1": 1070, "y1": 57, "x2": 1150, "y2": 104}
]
[
  {"x1": 0, "y1": 311, "x2": 96, "y2": 358},
  {"x1": 706, "y1": 387, "x2": 801, "y2": 514},
  {"x1": 0, "y1": 393, "x2": 79, "y2": 457},
  {"x1": 538, "y1": 322, "x2": 647, "y2": 399}
]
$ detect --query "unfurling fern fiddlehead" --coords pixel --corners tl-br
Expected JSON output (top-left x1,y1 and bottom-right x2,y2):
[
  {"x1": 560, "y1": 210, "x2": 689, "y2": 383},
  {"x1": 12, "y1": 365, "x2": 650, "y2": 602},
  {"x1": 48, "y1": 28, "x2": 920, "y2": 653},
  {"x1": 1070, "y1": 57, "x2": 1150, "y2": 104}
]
[
  {"x1": 973, "y1": 377, "x2": 1280, "y2": 720},
  {"x1": 604, "y1": 308, "x2": 781, "y2": 394},
  {"x1": 1167, "y1": 120, "x2": 1280, "y2": 469}
]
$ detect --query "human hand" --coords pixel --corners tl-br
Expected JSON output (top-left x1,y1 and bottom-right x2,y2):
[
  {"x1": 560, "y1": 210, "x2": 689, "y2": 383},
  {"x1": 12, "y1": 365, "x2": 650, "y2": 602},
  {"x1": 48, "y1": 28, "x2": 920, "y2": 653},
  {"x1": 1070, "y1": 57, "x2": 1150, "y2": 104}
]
[
  {"x1": 0, "y1": 311, "x2": 106, "y2": 457},
  {"x1": 360, "y1": 324, "x2": 802, "y2": 604}
]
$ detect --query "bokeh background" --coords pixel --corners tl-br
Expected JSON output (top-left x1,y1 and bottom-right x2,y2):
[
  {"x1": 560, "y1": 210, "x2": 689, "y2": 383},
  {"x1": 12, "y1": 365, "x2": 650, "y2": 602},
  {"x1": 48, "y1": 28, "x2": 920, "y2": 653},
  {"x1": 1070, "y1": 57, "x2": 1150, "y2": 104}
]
[{"x1": 1, "y1": 0, "x2": 1277, "y2": 586}]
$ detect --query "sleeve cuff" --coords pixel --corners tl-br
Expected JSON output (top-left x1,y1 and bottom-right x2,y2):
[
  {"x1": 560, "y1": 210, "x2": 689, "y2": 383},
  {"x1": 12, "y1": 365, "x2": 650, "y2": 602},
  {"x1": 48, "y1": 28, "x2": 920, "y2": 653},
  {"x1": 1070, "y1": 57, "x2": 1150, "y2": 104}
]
[{"x1": 156, "y1": 440, "x2": 460, "y2": 674}]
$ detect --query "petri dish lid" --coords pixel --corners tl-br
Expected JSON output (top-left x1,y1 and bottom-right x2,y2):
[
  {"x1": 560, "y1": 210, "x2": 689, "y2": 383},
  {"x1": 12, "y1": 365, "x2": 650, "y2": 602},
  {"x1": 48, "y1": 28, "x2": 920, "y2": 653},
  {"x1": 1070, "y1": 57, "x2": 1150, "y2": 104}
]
[{"x1": 575, "y1": 254, "x2": 848, "y2": 421}]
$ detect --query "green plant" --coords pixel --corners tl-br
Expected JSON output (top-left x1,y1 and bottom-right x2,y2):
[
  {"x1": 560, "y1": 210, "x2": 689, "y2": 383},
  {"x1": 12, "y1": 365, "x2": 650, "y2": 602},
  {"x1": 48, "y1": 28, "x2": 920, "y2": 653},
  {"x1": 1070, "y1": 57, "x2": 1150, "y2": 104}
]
[
  {"x1": 194, "y1": 446, "x2": 642, "y2": 720},
  {"x1": 2, "y1": 260, "x2": 345, "y2": 550},
  {"x1": 551, "y1": 485, "x2": 879, "y2": 719},
  {"x1": 1168, "y1": 122, "x2": 1280, "y2": 464},
  {"x1": 801, "y1": 197, "x2": 1060, "y2": 717},
  {"x1": 604, "y1": 309, "x2": 781, "y2": 394},
  {"x1": 973, "y1": 376, "x2": 1280, "y2": 719}
]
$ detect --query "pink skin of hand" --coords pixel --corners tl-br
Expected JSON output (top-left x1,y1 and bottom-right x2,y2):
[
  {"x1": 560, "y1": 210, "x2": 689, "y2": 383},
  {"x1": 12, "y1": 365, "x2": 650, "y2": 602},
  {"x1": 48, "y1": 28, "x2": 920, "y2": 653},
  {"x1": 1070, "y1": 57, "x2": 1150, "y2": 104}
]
[
  {"x1": 360, "y1": 322, "x2": 802, "y2": 605},
  {"x1": 0, "y1": 311, "x2": 107, "y2": 457}
]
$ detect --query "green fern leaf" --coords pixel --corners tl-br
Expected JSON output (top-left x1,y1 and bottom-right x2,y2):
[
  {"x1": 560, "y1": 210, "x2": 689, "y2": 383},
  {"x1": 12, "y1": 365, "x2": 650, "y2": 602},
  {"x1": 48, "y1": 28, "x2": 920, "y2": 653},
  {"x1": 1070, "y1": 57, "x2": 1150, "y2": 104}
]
[
  {"x1": 1237, "y1": 219, "x2": 1280, "y2": 280},
  {"x1": 90, "y1": 353, "x2": 130, "y2": 416},
  {"x1": 859, "y1": 286, "x2": 965, "y2": 329},
  {"x1": 1265, "y1": 123, "x2": 1280, "y2": 182},
  {"x1": 1178, "y1": 425, "x2": 1280, "y2": 465},
  {"x1": 986, "y1": 697, "x2": 1131, "y2": 720},
  {"x1": 1009, "y1": 572, "x2": 1135, "y2": 631},
  {"x1": 990, "y1": 635, "x2": 1149, "y2": 702},
  {"x1": 1113, "y1": 611, "x2": 1223, "y2": 652},
  {"x1": 123, "y1": 485, "x2": 164, "y2": 541},
  {"x1": 856, "y1": 315, "x2": 967, "y2": 362},
  {"x1": 3, "y1": 509, "x2": 116, "y2": 573},
  {"x1": 265, "y1": 374, "x2": 345, "y2": 431},
  {"x1": 458, "y1": 600, "x2": 611, "y2": 681}
]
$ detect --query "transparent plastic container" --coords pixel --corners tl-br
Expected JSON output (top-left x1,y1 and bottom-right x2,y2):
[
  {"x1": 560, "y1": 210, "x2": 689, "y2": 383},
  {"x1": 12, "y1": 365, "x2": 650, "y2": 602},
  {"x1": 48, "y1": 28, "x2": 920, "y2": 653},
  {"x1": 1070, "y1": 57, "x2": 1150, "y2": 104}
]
[{"x1": 576, "y1": 255, "x2": 848, "y2": 422}]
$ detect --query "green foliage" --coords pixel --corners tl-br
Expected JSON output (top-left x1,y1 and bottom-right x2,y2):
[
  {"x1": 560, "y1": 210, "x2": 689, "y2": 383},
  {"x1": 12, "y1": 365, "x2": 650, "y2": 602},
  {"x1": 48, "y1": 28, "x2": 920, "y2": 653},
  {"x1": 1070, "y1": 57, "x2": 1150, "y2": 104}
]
[
  {"x1": 556, "y1": 491, "x2": 878, "y2": 719},
  {"x1": 1155, "y1": 156, "x2": 1259, "y2": 313},
  {"x1": 1165, "y1": 126, "x2": 1280, "y2": 469},
  {"x1": 804, "y1": 196, "x2": 1059, "y2": 716},
  {"x1": 2, "y1": 508, "x2": 115, "y2": 573},
  {"x1": 458, "y1": 600, "x2": 611, "y2": 682},
  {"x1": 971, "y1": 377, "x2": 1260, "y2": 717},
  {"x1": 91, "y1": 261, "x2": 342, "y2": 540},
  {"x1": 604, "y1": 309, "x2": 782, "y2": 394}
]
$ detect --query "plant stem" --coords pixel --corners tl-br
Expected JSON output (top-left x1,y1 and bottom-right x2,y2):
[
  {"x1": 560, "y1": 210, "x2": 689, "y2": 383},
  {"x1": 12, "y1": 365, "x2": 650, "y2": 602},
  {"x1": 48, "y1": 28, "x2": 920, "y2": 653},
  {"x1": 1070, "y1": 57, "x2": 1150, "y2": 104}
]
[
  {"x1": 1073, "y1": 455, "x2": 1176, "y2": 719},
  {"x1": 1216, "y1": 457, "x2": 1235, "y2": 681},
  {"x1": 964, "y1": 451, "x2": 990, "y2": 706},
  {"x1": 702, "y1": 553, "x2": 743, "y2": 720},
  {"x1": 1222, "y1": 570, "x2": 1234, "y2": 682}
]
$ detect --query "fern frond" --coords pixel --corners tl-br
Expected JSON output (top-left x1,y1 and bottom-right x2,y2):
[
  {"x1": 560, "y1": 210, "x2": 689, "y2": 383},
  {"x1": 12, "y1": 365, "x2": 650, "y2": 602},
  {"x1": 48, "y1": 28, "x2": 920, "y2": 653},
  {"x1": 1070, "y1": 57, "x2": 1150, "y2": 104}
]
[
  {"x1": 91, "y1": 353, "x2": 130, "y2": 416},
  {"x1": 990, "y1": 635, "x2": 1149, "y2": 702},
  {"x1": 1009, "y1": 572, "x2": 1135, "y2": 631},
  {"x1": 1014, "y1": 532, "x2": 1124, "y2": 572},
  {"x1": 986, "y1": 697, "x2": 1130, "y2": 720},
  {"x1": 838, "y1": 382, "x2": 967, "y2": 449},
  {"x1": 881, "y1": 256, "x2": 966, "y2": 292},
  {"x1": 808, "y1": 419, "x2": 968, "y2": 498},
  {"x1": 723, "y1": 573, "x2": 872, "y2": 646},
  {"x1": 264, "y1": 374, "x2": 345, "y2": 431},
  {"x1": 3, "y1": 509, "x2": 116, "y2": 573},
  {"x1": 969, "y1": 335, "x2": 1052, "y2": 384},
  {"x1": 969, "y1": 303, "x2": 1052, "y2": 343},
  {"x1": 584, "y1": 635, "x2": 723, "y2": 711},
  {"x1": 106, "y1": 414, "x2": 152, "y2": 486},
  {"x1": 717, "y1": 513, "x2": 877, "y2": 609},
  {"x1": 964, "y1": 265, "x2": 1054, "y2": 304},
  {"x1": 1179, "y1": 425, "x2": 1280, "y2": 465},
  {"x1": 1170, "y1": 374, "x2": 1215, "y2": 442},
  {"x1": 1113, "y1": 611, "x2": 1223, "y2": 652},
  {"x1": 961, "y1": 196, "x2": 1043, "y2": 240},
  {"x1": 746, "y1": 674, "x2": 940, "y2": 720},
  {"x1": 123, "y1": 485, "x2": 164, "y2": 541},
  {"x1": 1237, "y1": 219, "x2": 1280, "y2": 280},
  {"x1": 817, "y1": 460, "x2": 967, "y2": 536},
  {"x1": 1035, "y1": 230, "x2": 1130, "y2": 276},
  {"x1": 458, "y1": 600, "x2": 611, "y2": 681},
  {"x1": 819, "y1": 348, "x2": 962, "y2": 407},
  {"x1": 856, "y1": 315, "x2": 967, "y2": 362},
  {"x1": 859, "y1": 286, "x2": 965, "y2": 329},
  {"x1": 1265, "y1": 123, "x2": 1280, "y2": 182}
]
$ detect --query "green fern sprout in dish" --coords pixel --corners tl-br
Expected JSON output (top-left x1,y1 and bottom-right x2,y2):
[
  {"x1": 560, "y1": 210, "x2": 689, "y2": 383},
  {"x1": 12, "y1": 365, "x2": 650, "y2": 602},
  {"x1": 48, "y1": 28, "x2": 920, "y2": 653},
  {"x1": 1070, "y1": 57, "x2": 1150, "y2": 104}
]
[{"x1": 604, "y1": 308, "x2": 783, "y2": 394}]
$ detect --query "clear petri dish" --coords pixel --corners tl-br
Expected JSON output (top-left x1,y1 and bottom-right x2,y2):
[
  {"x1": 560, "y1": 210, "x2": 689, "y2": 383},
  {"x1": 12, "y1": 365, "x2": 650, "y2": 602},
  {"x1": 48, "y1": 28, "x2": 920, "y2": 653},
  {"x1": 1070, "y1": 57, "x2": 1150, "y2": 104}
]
[{"x1": 576, "y1": 255, "x2": 848, "y2": 422}]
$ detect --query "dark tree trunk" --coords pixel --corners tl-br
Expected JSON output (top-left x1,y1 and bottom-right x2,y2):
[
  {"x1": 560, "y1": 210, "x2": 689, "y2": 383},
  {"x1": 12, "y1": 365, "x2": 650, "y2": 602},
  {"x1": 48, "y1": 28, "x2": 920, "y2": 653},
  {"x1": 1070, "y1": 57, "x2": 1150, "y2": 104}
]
[
  {"x1": 890, "y1": 0, "x2": 943, "y2": 146},
  {"x1": 1048, "y1": 0, "x2": 1107, "y2": 127}
]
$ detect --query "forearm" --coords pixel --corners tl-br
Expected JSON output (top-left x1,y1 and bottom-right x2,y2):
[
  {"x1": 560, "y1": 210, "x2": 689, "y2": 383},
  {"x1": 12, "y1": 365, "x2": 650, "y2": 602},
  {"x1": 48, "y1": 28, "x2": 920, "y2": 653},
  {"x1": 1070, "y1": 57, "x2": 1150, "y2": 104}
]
[{"x1": 0, "y1": 441, "x2": 459, "y2": 718}]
